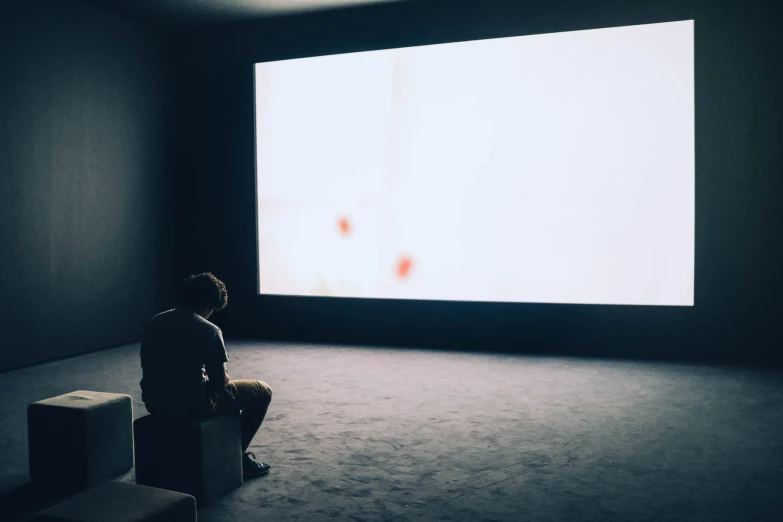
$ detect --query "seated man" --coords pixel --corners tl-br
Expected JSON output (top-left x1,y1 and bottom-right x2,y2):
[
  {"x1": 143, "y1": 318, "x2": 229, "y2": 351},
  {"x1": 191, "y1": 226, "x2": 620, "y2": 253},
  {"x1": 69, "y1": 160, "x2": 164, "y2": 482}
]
[{"x1": 139, "y1": 272, "x2": 272, "y2": 477}]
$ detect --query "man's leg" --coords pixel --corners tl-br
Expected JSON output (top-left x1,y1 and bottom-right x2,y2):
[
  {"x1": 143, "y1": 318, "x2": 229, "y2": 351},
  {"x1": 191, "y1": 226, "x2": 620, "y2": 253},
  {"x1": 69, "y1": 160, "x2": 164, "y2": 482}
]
[
  {"x1": 206, "y1": 380, "x2": 273, "y2": 473},
  {"x1": 233, "y1": 380, "x2": 272, "y2": 452}
]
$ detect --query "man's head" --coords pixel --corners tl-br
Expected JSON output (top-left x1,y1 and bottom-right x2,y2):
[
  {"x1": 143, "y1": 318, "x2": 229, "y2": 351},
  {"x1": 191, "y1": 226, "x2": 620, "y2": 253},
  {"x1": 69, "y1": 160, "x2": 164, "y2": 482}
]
[{"x1": 180, "y1": 273, "x2": 227, "y2": 319}]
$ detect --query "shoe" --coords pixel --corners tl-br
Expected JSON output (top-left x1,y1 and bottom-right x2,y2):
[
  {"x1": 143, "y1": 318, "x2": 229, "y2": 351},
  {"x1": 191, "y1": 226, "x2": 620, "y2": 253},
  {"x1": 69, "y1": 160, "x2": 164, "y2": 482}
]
[{"x1": 243, "y1": 451, "x2": 271, "y2": 477}]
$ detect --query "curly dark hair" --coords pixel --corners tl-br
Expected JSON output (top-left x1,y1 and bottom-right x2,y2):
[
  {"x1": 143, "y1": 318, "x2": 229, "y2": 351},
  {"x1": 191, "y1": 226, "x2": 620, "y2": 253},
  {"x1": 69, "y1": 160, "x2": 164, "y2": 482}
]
[{"x1": 180, "y1": 273, "x2": 228, "y2": 312}]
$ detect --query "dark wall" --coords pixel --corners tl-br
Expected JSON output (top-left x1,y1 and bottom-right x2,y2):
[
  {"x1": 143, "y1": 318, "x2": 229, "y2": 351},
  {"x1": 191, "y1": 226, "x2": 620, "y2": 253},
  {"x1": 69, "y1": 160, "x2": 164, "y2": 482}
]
[
  {"x1": 172, "y1": 0, "x2": 783, "y2": 365},
  {"x1": 0, "y1": 0, "x2": 174, "y2": 371}
]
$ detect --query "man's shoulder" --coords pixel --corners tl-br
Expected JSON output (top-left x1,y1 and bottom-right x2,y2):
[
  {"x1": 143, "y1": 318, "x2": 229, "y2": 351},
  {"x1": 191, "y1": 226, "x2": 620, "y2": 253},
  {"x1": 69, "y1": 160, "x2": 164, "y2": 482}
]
[
  {"x1": 145, "y1": 309, "x2": 220, "y2": 336},
  {"x1": 145, "y1": 309, "x2": 176, "y2": 328},
  {"x1": 193, "y1": 313, "x2": 222, "y2": 337}
]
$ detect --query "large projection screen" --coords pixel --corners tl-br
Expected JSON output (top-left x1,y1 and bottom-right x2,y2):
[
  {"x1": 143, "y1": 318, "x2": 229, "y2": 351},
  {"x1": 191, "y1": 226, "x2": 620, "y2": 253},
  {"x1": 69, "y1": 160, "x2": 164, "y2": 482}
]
[{"x1": 254, "y1": 20, "x2": 694, "y2": 306}]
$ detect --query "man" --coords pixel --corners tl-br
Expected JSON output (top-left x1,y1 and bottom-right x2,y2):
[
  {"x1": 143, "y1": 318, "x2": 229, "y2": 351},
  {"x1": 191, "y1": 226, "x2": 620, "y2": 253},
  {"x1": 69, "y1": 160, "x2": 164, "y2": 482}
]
[{"x1": 140, "y1": 272, "x2": 272, "y2": 477}]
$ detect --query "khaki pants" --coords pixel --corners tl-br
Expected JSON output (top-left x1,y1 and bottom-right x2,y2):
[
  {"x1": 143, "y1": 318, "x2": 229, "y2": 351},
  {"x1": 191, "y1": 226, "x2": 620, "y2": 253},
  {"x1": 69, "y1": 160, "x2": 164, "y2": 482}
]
[{"x1": 202, "y1": 380, "x2": 273, "y2": 453}]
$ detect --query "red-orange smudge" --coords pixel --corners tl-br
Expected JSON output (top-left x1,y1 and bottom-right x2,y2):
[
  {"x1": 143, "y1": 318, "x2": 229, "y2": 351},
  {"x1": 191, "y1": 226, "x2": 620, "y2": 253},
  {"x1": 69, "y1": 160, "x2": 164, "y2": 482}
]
[
  {"x1": 337, "y1": 217, "x2": 351, "y2": 236},
  {"x1": 396, "y1": 256, "x2": 413, "y2": 279}
]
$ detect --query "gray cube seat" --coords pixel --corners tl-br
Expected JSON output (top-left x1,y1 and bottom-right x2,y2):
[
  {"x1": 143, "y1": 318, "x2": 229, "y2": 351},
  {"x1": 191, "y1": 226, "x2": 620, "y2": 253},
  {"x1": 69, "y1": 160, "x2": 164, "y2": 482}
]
[
  {"x1": 34, "y1": 481, "x2": 196, "y2": 522},
  {"x1": 28, "y1": 390, "x2": 133, "y2": 492},
  {"x1": 134, "y1": 411, "x2": 243, "y2": 507}
]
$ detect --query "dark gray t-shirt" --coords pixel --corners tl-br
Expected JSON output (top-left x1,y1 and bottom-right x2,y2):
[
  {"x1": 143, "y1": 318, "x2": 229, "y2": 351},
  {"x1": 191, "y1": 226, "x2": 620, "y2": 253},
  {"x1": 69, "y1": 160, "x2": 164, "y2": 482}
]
[{"x1": 140, "y1": 308, "x2": 228, "y2": 413}]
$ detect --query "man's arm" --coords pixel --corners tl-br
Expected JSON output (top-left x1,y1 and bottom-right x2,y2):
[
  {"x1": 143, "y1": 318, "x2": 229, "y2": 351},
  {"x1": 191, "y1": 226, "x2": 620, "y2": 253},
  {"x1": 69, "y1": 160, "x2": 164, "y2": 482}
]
[
  {"x1": 203, "y1": 328, "x2": 230, "y2": 394},
  {"x1": 204, "y1": 362, "x2": 230, "y2": 393}
]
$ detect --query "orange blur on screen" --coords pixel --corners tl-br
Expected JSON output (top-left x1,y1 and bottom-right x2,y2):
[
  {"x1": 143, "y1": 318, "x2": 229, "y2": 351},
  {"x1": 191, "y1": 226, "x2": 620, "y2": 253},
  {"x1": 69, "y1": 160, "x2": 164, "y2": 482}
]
[
  {"x1": 337, "y1": 217, "x2": 351, "y2": 237},
  {"x1": 396, "y1": 256, "x2": 413, "y2": 279}
]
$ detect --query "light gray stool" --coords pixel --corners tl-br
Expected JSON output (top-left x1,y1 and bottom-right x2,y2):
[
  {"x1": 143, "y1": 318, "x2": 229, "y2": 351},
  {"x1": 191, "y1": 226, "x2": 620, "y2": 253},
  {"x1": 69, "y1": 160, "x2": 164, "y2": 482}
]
[
  {"x1": 34, "y1": 481, "x2": 196, "y2": 522},
  {"x1": 28, "y1": 390, "x2": 133, "y2": 492},
  {"x1": 134, "y1": 411, "x2": 243, "y2": 507}
]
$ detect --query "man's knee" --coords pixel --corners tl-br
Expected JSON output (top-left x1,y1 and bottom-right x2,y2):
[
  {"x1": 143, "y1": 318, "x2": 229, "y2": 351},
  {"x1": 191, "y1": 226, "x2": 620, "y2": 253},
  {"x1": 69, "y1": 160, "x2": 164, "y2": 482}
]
[{"x1": 254, "y1": 380, "x2": 272, "y2": 404}]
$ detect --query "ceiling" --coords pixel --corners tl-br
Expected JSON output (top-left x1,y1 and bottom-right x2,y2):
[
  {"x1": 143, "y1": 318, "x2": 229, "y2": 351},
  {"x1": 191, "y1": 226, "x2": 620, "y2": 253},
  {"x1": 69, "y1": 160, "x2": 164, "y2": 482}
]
[{"x1": 82, "y1": 0, "x2": 409, "y2": 26}]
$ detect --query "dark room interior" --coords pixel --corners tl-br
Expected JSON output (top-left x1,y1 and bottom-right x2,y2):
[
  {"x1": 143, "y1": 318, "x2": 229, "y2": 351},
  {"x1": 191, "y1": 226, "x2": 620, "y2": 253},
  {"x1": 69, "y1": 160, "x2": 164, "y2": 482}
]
[{"x1": 1, "y1": 0, "x2": 782, "y2": 520}]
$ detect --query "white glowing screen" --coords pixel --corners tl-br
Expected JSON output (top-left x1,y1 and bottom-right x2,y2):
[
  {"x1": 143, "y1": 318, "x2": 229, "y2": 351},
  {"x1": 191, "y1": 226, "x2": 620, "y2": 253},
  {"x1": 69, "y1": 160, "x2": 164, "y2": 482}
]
[{"x1": 254, "y1": 20, "x2": 694, "y2": 305}]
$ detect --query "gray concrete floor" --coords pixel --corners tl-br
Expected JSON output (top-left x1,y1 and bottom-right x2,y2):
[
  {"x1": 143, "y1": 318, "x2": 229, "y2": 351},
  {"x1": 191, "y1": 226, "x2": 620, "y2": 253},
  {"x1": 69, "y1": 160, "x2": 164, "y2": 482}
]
[{"x1": 1, "y1": 342, "x2": 782, "y2": 521}]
